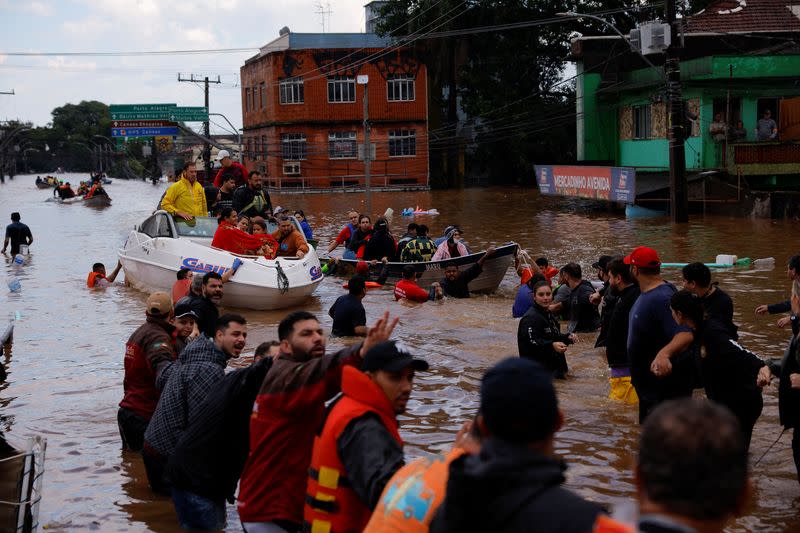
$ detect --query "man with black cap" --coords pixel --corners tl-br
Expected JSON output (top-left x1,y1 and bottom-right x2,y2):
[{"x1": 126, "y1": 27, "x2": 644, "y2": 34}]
[
  {"x1": 304, "y1": 341, "x2": 428, "y2": 533},
  {"x1": 430, "y1": 358, "x2": 601, "y2": 533},
  {"x1": 117, "y1": 291, "x2": 177, "y2": 451},
  {"x1": 172, "y1": 300, "x2": 199, "y2": 356},
  {"x1": 625, "y1": 246, "x2": 694, "y2": 423}
]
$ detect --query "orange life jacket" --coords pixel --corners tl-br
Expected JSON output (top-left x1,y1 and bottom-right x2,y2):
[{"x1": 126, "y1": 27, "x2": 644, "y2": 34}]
[
  {"x1": 87, "y1": 271, "x2": 106, "y2": 288},
  {"x1": 362, "y1": 447, "x2": 466, "y2": 533},
  {"x1": 592, "y1": 515, "x2": 636, "y2": 533},
  {"x1": 304, "y1": 366, "x2": 402, "y2": 533}
]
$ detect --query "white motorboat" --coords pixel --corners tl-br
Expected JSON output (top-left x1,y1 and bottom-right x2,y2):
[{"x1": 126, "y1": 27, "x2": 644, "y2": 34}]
[{"x1": 119, "y1": 211, "x2": 323, "y2": 310}]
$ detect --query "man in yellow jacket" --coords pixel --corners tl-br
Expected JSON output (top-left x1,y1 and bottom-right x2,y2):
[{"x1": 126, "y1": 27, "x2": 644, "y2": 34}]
[{"x1": 161, "y1": 162, "x2": 207, "y2": 220}]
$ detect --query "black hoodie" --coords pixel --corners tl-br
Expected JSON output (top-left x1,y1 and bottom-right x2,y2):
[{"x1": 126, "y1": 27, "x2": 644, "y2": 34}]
[{"x1": 430, "y1": 438, "x2": 601, "y2": 533}]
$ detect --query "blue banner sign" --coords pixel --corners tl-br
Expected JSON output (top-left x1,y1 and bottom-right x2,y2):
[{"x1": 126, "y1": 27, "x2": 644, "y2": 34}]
[
  {"x1": 111, "y1": 127, "x2": 179, "y2": 138},
  {"x1": 534, "y1": 165, "x2": 636, "y2": 204}
]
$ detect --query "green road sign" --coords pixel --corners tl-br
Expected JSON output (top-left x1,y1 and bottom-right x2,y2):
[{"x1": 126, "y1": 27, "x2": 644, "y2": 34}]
[
  {"x1": 109, "y1": 104, "x2": 177, "y2": 113},
  {"x1": 108, "y1": 104, "x2": 208, "y2": 122},
  {"x1": 168, "y1": 107, "x2": 209, "y2": 121}
]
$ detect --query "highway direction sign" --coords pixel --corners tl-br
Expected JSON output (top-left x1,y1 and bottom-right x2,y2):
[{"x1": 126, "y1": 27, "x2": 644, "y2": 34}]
[
  {"x1": 111, "y1": 127, "x2": 179, "y2": 137},
  {"x1": 112, "y1": 120, "x2": 176, "y2": 128}
]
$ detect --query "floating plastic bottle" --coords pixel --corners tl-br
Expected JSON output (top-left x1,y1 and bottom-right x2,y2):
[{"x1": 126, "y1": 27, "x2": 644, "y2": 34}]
[
  {"x1": 7, "y1": 278, "x2": 21, "y2": 292},
  {"x1": 13, "y1": 254, "x2": 24, "y2": 265}
]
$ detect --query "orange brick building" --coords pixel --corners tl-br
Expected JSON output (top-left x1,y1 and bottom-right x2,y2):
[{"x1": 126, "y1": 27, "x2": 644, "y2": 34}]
[{"x1": 240, "y1": 32, "x2": 429, "y2": 190}]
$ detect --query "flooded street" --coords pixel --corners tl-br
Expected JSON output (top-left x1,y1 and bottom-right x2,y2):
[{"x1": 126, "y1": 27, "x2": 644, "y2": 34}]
[{"x1": 1, "y1": 174, "x2": 799, "y2": 531}]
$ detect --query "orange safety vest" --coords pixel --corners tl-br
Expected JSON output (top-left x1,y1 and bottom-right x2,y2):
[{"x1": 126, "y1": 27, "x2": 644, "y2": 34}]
[
  {"x1": 304, "y1": 366, "x2": 402, "y2": 533},
  {"x1": 87, "y1": 271, "x2": 107, "y2": 288},
  {"x1": 363, "y1": 447, "x2": 466, "y2": 533},
  {"x1": 592, "y1": 515, "x2": 636, "y2": 533}
]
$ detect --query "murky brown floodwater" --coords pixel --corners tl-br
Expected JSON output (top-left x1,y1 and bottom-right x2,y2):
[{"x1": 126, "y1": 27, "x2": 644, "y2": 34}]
[{"x1": 1, "y1": 174, "x2": 798, "y2": 531}]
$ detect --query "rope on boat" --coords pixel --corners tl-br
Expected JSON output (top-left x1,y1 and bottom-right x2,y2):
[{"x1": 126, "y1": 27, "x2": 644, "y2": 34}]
[{"x1": 275, "y1": 261, "x2": 289, "y2": 294}]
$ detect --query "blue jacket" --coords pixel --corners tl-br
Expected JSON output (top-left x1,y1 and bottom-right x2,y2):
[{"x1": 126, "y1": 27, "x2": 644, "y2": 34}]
[{"x1": 512, "y1": 284, "x2": 533, "y2": 318}]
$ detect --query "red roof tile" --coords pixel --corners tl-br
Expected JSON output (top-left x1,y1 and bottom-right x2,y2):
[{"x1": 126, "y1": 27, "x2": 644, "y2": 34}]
[{"x1": 685, "y1": 0, "x2": 800, "y2": 33}]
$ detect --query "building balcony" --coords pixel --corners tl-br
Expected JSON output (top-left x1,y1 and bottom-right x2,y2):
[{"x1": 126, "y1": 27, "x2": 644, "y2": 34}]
[{"x1": 727, "y1": 140, "x2": 800, "y2": 176}]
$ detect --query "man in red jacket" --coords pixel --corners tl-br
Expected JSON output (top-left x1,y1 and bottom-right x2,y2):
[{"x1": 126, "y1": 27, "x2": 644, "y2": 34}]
[
  {"x1": 117, "y1": 292, "x2": 176, "y2": 451},
  {"x1": 212, "y1": 149, "x2": 248, "y2": 188},
  {"x1": 394, "y1": 265, "x2": 442, "y2": 302},
  {"x1": 237, "y1": 310, "x2": 398, "y2": 532}
]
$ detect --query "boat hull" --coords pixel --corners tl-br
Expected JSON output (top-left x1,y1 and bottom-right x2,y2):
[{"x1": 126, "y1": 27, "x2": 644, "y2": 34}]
[
  {"x1": 336, "y1": 242, "x2": 518, "y2": 293},
  {"x1": 83, "y1": 196, "x2": 112, "y2": 207},
  {"x1": 119, "y1": 231, "x2": 323, "y2": 310}
]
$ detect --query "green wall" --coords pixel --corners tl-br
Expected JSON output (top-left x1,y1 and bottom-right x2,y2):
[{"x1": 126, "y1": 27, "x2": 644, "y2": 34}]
[
  {"x1": 576, "y1": 68, "x2": 616, "y2": 162},
  {"x1": 619, "y1": 137, "x2": 702, "y2": 170}
]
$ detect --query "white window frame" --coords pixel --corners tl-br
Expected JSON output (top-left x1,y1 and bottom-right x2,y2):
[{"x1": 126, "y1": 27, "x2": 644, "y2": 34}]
[
  {"x1": 387, "y1": 74, "x2": 415, "y2": 102},
  {"x1": 279, "y1": 77, "x2": 304, "y2": 105},
  {"x1": 281, "y1": 133, "x2": 307, "y2": 160},
  {"x1": 389, "y1": 130, "x2": 416, "y2": 157},
  {"x1": 328, "y1": 131, "x2": 357, "y2": 159},
  {"x1": 327, "y1": 76, "x2": 356, "y2": 103}
]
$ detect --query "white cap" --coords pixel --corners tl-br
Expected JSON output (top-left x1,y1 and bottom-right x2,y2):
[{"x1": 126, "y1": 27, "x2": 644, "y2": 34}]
[{"x1": 215, "y1": 149, "x2": 231, "y2": 161}]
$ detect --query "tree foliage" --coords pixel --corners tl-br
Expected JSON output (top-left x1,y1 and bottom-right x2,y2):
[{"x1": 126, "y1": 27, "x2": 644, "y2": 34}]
[{"x1": 376, "y1": 0, "x2": 693, "y2": 185}]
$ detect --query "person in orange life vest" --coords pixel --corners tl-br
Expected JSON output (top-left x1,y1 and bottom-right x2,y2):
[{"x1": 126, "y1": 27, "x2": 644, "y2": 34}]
[
  {"x1": 87, "y1": 260, "x2": 122, "y2": 288},
  {"x1": 117, "y1": 291, "x2": 177, "y2": 452},
  {"x1": 172, "y1": 268, "x2": 193, "y2": 304},
  {"x1": 85, "y1": 181, "x2": 108, "y2": 199},
  {"x1": 272, "y1": 215, "x2": 309, "y2": 258},
  {"x1": 536, "y1": 257, "x2": 560, "y2": 283},
  {"x1": 304, "y1": 341, "x2": 429, "y2": 533},
  {"x1": 395, "y1": 265, "x2": 443, "y2": 302},
  {"x1": 236, "y1": 311, "x2": 398, "y2": 532},
  {"x1": 212, "y1": 149, "x2": 248, "y2": 188},
  {"x1": 364, "y1": 418, "x2": 482, "y2": 533},
  {"x1": 327, "y1": 210, "x2": 360, "y2": 255},
  {"x1": 594, "y1": 398, "x2": 752, "y2": 533}
]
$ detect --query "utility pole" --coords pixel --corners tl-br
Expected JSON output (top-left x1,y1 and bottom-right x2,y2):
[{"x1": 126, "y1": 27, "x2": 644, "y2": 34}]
[
  {"x1": 358, "y1": 75, "x2": 371, "y2": 215},
  {"x1": 177, "y1": 74, "x2": 221, "y2": 182},
  {"x1": 665, "y1": 0, "x2": 688, "y2": 222}
]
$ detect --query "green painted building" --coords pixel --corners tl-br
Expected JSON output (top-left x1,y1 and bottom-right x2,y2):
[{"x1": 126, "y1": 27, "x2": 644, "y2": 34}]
[{"x1": 571, "y1": 0, "x2": 800, "y2": 206}]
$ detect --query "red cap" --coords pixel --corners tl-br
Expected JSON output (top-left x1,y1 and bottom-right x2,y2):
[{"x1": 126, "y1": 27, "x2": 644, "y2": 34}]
[
  {"x1": 624, "y1": 246, "x2": 661, "y2": 267},
  {"x1": 355, "y1": 261, "x2": 370, "y2": 275}
]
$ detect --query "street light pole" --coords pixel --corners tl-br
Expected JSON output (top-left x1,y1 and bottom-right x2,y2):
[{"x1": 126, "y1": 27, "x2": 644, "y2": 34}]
[{"x1": 357, "y1": 75, "x2": 371, "y2": 215}]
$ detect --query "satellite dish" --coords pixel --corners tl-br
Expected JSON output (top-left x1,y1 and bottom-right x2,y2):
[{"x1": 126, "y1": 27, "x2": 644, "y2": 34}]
[{"x1": 279, "y1": 26, "x2": 290, "y2": 36}]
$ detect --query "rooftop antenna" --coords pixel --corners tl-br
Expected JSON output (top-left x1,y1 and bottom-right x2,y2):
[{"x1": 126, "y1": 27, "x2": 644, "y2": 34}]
[{"x1": 315, "y1": 0, "x2": 332, "y2": 33}]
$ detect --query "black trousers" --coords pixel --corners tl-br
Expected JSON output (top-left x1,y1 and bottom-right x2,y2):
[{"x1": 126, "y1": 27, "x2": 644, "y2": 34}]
[
  {"x1": 142, "y1": 444, "x2": 171, "y2": 495},
  {"x1": 117, "y1": 407, "x2": 149, "y2": 452}
]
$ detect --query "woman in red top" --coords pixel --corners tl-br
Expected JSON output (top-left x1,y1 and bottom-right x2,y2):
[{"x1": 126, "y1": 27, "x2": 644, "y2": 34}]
[{"x1": 211, "y1": 208, "x2": 277, "y2": 258}]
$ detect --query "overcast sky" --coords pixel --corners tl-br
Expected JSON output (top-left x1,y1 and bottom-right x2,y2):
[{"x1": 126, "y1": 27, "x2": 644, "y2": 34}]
[{"x1": 0, "y1": 0, "x2": 368, "y2": 133}]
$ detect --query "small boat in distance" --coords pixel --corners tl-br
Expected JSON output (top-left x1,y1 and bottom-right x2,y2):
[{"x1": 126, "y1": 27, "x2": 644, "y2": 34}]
[{"x1": 119, "y1": 211, "x2": 323, "y2": 310}]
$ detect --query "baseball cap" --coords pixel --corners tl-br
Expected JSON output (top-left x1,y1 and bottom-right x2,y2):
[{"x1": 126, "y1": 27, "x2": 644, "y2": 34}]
[
  {"x1": 480, "y1": 357, "x2": 558, "y2": 443},
  {"x1": 174, "y1": 301, "x2": 199, "y2": 319},
  {"x1": 355, "y1": 261, "x2": 370, "y2": 275},
  {"x1": 146, "y1": 291, "x2": 173, "y2": 317},
  {"x1": 623, "y1": 246, "x2": 661, "y2": 267},
  {"x1": 215, "y1": 149, "x2": 231, "y2": 161},
  {"x1": 362, "y1": 341, "x2": 429, "y2": 373},
  {"x1": 591, "y1": 255, "x2": 614, "y2": 271}
]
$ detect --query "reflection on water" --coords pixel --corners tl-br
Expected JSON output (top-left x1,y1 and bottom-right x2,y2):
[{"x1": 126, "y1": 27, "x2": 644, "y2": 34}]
[{"x1": 0, "y1": 175, "x2": 798, "y2": 531}]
